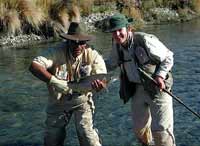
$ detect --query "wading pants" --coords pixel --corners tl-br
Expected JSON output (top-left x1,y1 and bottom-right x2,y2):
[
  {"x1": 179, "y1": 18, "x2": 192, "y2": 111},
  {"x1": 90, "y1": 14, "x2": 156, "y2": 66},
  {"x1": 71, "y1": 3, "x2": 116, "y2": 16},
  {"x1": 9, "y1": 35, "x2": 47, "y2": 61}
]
[
  {"x1": 131, "y1": 85, "x2": 176, "y2": 146},
  {"x1": 44, "y1": 100, "x2": 102, "y2": 146}
]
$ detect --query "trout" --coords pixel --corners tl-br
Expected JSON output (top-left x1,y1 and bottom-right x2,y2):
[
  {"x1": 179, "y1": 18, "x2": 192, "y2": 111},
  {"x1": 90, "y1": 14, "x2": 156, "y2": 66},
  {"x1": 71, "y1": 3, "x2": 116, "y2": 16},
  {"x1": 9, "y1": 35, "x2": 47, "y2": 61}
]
[{"x1": 67, "y1": 73, "x2": 114, "y2": 93}]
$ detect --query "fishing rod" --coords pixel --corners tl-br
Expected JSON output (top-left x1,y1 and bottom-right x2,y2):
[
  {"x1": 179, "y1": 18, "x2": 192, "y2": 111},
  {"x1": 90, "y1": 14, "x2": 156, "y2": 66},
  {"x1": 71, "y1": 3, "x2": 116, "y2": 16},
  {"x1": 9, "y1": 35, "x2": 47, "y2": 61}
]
[{"x1": 138, "y1": 67, "x2": 200, "y2": 120}]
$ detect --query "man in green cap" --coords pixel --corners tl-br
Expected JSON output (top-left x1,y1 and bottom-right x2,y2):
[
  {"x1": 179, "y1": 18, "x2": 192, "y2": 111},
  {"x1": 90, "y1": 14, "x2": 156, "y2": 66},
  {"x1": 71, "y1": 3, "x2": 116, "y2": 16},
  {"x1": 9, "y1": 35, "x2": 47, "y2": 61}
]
[
  {"x1": 29, "y1": 22, "x2": 106, "y2": 146},
  {"x1": 105, "y1": 13, "x2": 176, "y2": 146}
]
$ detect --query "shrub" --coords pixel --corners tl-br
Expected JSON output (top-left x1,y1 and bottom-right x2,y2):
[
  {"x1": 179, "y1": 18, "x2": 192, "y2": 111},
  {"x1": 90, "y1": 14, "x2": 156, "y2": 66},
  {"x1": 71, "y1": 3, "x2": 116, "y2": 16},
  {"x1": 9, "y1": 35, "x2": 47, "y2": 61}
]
[
  {"x1": 191, "y1": 0, "x2": 200, "y2": 13},
  {"x1": 79, "y1": 0, "x2": 94, "y2": 16},
  {"x1": 142, "y1": 0, "x2": 156, "y2": 11}
]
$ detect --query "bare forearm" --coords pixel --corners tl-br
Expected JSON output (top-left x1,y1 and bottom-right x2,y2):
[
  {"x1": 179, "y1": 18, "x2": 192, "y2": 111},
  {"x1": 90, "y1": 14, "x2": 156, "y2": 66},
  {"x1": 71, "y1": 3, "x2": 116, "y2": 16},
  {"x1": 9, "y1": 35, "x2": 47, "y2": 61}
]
[{"x1": 29, "y1": 62, "x2": 52, "y2": 83}]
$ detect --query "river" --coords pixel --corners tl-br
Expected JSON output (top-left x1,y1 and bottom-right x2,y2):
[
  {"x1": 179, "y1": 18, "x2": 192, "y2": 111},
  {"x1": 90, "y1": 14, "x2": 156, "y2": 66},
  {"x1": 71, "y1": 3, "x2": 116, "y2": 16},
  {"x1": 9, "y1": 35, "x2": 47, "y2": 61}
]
[{"x1": 0, "y1": 19, "x2": 200, "y2": 146}]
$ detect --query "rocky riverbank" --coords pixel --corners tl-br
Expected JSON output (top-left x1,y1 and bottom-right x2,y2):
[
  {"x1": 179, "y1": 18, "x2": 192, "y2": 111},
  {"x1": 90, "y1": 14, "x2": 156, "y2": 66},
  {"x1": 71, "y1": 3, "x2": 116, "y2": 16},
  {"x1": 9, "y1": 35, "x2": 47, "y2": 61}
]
[{"x1": 0, "y1": 8, "x2": 199, "y2": 48}]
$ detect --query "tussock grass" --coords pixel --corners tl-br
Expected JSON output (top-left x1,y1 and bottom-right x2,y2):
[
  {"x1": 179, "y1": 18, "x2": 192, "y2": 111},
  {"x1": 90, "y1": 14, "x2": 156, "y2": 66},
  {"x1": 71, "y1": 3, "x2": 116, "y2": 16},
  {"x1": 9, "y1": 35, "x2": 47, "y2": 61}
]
[
  {"x1": 4, "y1": 9, "x2": 21, "y2": 34},
  {"x1": 49, "y1": 0, "x2": 69, "y2": 31},
  {"x1": 0, "y1": 0, "x2": 45, "y2": 35},
  {"x1": 34, "y1": 0, "x2": 53, "y2": 15},
  {"x1": 49, "y1": 1, "x2": 80, "y2": 35},
  {"x1": 18, "y1": 0, "x2": 45, "y2": 31},
  {"x1": 0, "y1": 0, "x2": 80, "y2": 36},
  {"x1": 0, "y1": 1, "x2": 20, "y2": 34},
  {"x1": 0, "y1": 0, "x2": 199, "y2": 36},
  {"x1": 67, "y1": 5, "x2": 80, "y2": 22},
  {"x1": 0, "y1": 2, "x2": 6, "y2": 26}
]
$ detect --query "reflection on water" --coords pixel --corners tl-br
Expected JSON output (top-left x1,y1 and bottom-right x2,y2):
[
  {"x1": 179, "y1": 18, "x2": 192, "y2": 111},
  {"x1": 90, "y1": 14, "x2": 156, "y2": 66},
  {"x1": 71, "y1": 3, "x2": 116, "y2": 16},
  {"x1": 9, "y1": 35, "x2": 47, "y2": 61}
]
[{"x1": 0, "y1": 19, "x2": 200, "y2": 146}]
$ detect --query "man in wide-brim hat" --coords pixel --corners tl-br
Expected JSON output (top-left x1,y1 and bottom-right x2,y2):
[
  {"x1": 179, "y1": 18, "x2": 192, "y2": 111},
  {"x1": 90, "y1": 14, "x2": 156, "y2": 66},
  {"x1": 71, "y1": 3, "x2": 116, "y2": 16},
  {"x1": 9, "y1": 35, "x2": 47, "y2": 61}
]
[{"x1": 29, "y1": 22, "x2": 107, "y2": 146}]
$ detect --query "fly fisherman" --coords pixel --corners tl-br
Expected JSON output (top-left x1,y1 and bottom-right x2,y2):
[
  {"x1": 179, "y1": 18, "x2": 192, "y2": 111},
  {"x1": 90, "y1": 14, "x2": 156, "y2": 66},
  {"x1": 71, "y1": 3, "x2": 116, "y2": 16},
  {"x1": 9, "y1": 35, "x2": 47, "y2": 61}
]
[
  {"x1": 29, "y1": 22, "x2": 107, "y2": 146},
  {"x1": 105, "y1": 13, "x2": 176, "y2": 146}
]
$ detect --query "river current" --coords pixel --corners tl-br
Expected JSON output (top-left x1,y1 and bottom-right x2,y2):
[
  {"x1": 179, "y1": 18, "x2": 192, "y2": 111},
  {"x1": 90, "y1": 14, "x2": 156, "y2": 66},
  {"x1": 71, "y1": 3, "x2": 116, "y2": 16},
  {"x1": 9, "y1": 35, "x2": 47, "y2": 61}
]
[{"x1": 0, "y1": 19, "x2": 200, "y2": 146}]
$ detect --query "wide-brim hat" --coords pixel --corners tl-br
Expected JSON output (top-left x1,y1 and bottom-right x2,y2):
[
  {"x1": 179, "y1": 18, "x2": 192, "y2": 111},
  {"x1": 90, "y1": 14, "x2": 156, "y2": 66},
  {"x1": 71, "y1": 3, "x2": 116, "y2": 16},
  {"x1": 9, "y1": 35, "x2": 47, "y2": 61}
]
[
  {"x1": 60, "y1": 22, "x2": 95, "y2": 41},
  {"x1": 105, "y1": 13, "x2": 134, "y2": 32}
]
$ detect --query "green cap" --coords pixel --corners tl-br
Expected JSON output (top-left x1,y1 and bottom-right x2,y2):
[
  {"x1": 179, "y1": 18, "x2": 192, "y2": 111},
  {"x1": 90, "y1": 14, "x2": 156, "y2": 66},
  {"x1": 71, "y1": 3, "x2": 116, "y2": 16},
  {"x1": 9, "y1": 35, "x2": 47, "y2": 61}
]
[{"x1": 106, "y1": 13, "x2": 133, "y2": 32}]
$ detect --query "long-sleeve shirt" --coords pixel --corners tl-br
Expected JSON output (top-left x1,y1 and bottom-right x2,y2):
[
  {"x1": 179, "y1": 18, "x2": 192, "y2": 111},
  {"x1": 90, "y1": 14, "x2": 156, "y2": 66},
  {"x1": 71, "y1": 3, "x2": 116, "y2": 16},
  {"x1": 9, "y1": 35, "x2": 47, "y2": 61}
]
[
  {"x1": 32, "y1": 42, "x2": 107, "y2": 113},
  {"x1": 107, "y1": 32, "x2": 174, "y2": 83}
]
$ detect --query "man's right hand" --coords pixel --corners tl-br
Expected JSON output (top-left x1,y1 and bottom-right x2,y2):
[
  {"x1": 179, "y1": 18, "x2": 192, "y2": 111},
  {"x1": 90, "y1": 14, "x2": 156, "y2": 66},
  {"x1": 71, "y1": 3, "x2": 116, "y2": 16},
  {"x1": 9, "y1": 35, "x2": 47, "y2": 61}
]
[
  {"x1": 49, "y1": 75, "x2": 71, "y2": 94},
  {"x1": 91, "y1": 79, "x2": 106, "y2": 92}
]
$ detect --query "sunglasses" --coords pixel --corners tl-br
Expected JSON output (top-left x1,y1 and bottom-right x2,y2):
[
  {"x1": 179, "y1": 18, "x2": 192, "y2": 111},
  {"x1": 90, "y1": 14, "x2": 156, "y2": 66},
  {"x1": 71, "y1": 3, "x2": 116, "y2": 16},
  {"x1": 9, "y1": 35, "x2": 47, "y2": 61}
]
[{"x1": 71, "y1": 40, "x2": 86, "y2": 45}]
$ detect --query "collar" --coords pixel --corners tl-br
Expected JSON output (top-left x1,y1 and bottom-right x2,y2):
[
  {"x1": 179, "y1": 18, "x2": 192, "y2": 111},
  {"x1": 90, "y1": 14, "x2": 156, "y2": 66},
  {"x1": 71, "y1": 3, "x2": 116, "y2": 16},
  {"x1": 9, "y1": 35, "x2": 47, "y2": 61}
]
[{"x1": 121, "y1": 32, "x2": 134, "y2": 51}]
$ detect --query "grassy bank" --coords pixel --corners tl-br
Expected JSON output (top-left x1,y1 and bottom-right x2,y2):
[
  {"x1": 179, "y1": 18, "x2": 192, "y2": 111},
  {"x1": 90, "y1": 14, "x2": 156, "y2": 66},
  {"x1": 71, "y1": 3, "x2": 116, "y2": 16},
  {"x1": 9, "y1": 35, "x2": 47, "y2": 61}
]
[
  {"x1": 0, "y1": 0, "x2": 200, "y2": 38},
  {"x1": 0, "y1": 0, "x2": 80, "y2": 37}
]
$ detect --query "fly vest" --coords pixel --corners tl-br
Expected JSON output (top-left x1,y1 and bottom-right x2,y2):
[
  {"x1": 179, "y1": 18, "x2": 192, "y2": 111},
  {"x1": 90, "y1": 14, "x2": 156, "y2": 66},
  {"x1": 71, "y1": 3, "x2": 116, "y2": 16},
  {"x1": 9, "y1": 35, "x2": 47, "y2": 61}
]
[
  {"x1": 134, "y1": 33, "x2": 173, "y2": 98},
  {"x1": 65, "y1": 48, "x2": 93, "y2": 82},
  {"x1": 117, "y1": 32, "x2": 173, "y2": 102}
]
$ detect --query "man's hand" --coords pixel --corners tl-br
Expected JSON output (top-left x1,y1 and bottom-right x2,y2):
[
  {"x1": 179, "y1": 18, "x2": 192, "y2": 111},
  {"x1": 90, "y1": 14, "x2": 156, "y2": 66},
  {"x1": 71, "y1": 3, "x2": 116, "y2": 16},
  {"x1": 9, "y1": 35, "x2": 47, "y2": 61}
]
[
  {"x1": 91, "y1": 79, "x2": 106, "y2": 92},
  {"x1": 49, "y1": 75, "x2": 71, "y2": 94},
  {"x1": 154, "y1": 76, "x2": 165, "y2": 90}
]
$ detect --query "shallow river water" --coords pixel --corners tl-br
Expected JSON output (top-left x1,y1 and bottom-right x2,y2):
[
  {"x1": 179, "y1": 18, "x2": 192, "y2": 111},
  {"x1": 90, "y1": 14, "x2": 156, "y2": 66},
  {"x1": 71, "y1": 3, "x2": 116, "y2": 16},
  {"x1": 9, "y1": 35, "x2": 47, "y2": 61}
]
[{"x1": 0, "y1": 19, "x2": 200, "y2": 146}]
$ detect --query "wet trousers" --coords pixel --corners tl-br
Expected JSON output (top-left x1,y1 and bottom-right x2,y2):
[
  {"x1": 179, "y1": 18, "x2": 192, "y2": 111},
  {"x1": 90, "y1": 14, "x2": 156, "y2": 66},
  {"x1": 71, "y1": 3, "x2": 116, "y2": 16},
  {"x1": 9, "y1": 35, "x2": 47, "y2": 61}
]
[
  {"x1": 131, "y1": 85, "x2": 176, "y2": 146},
  {"x1": 44, "y1": 101, "x2": 102, "y2": 146}
]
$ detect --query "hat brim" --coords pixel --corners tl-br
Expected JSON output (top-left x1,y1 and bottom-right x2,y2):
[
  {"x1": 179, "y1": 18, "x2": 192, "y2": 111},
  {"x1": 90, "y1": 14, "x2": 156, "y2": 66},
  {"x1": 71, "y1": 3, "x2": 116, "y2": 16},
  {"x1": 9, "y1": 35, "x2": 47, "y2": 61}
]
[{"x1": 60, "y1": 33, "x2": 95, "y2": 41}]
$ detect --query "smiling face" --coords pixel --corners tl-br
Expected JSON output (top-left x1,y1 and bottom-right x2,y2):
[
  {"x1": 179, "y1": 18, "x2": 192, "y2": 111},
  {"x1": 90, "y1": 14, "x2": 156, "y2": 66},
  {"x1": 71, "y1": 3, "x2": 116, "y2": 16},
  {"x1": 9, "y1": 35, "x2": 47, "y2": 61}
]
[{"x1": 112, "y1": 27, "x2": 128, "y2": 45}]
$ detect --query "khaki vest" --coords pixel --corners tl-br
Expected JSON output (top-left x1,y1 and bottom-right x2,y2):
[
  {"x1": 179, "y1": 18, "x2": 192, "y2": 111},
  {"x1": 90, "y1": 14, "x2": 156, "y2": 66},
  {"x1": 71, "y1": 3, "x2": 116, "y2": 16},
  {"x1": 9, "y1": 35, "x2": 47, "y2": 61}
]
[{"x1": 117, "y1": 32, "x2": 173, "y2": 102}]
